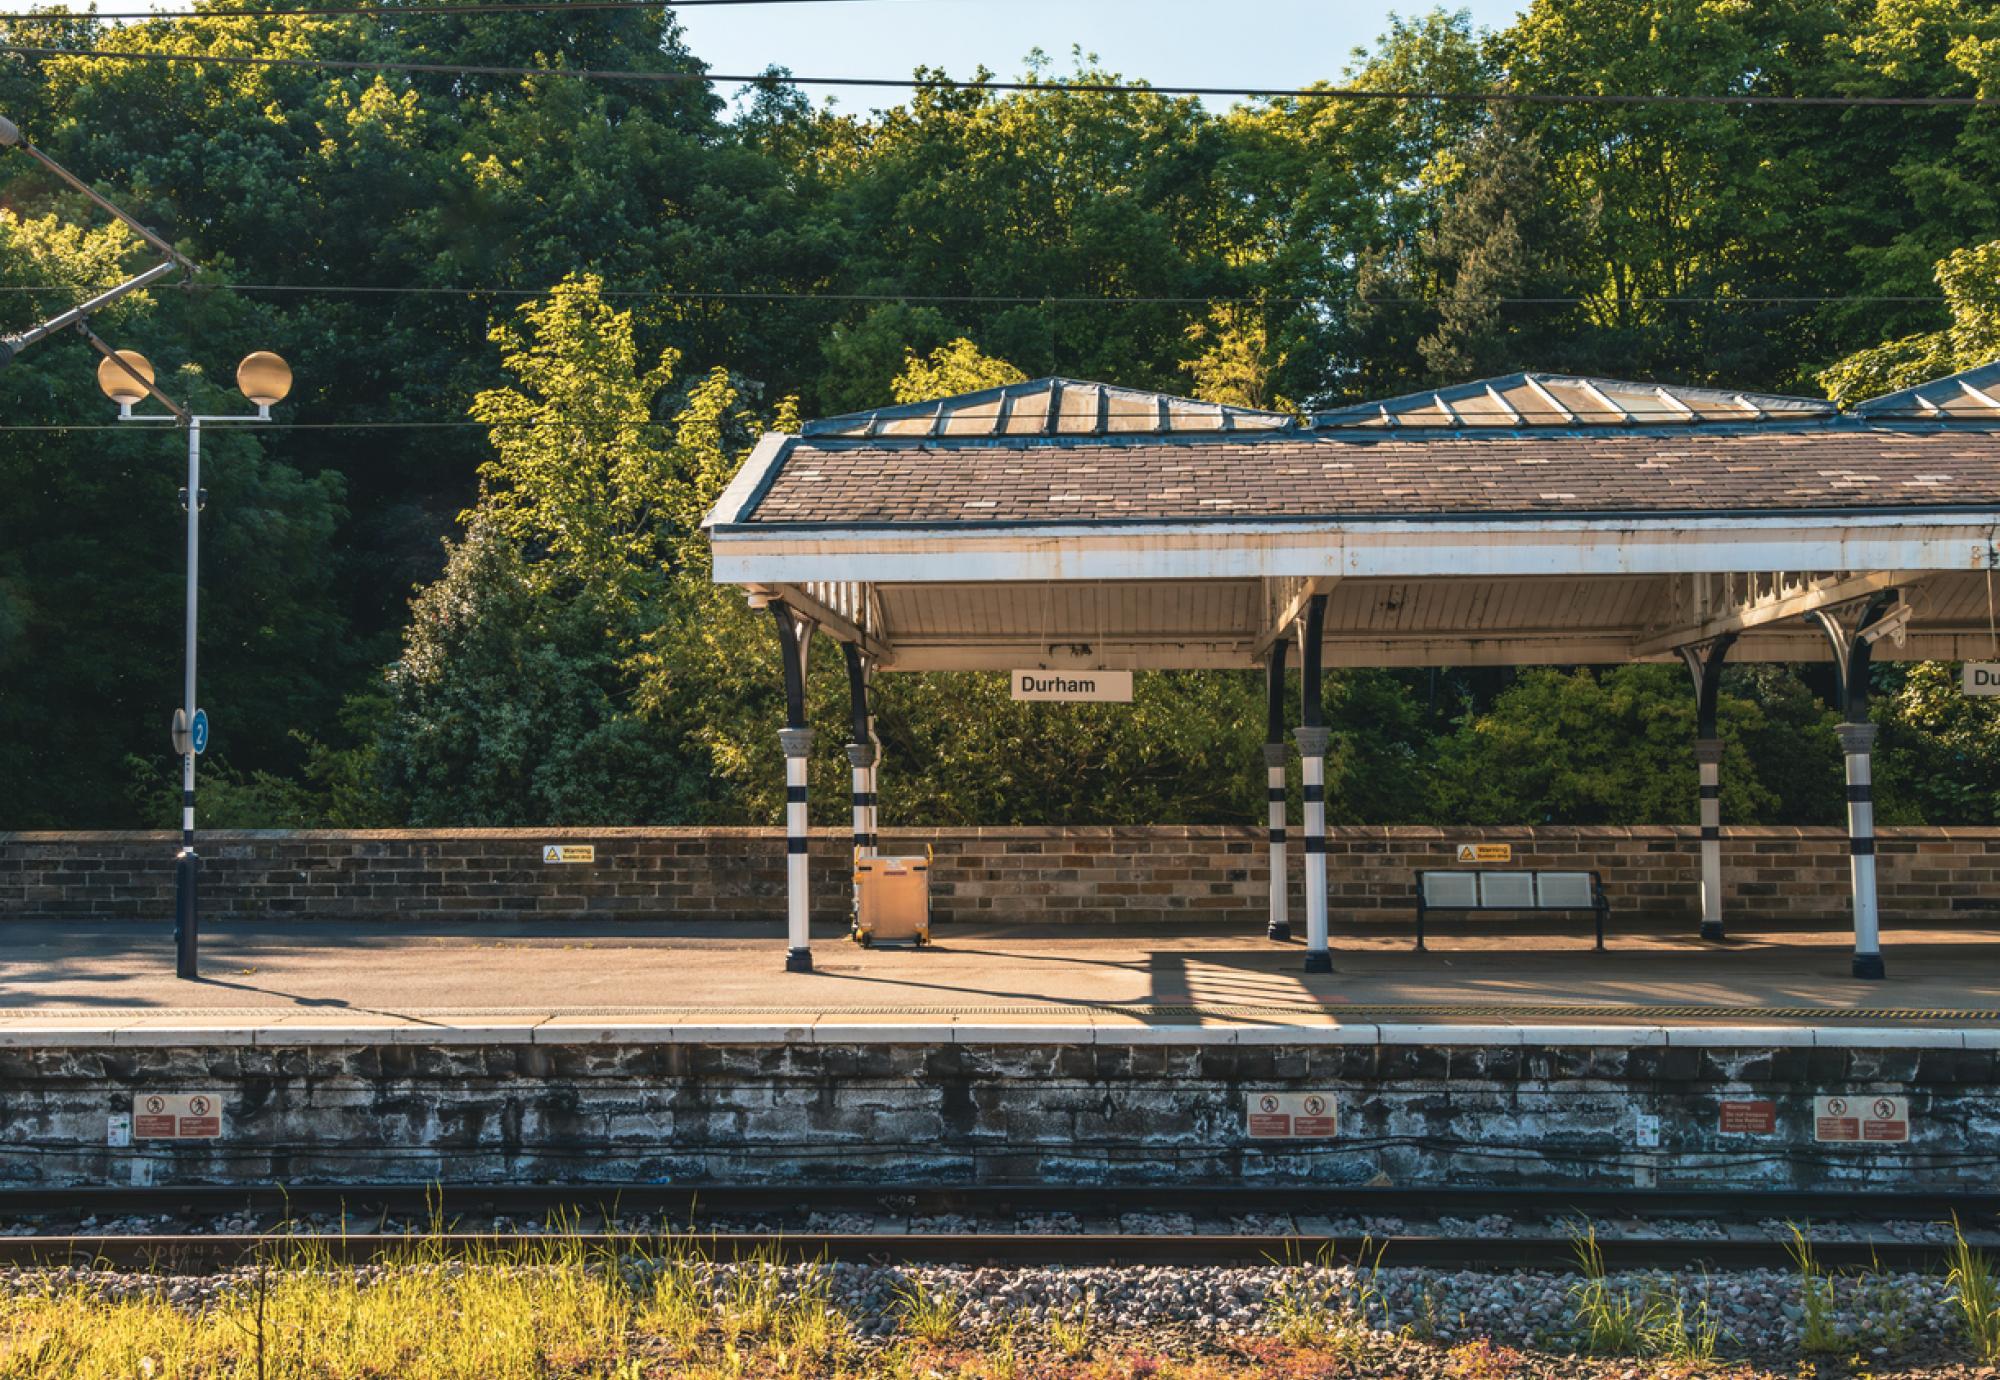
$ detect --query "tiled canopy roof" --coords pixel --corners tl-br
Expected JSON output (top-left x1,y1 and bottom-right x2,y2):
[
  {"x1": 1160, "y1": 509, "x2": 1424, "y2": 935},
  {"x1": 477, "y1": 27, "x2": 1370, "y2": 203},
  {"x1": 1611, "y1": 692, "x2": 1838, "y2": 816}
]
[
  {"x1": 1851, "y1": 362, "x2": 2000, "y2": 420},
  {"x1": 1312, "y1": 373, "x2": 1834, "y2": 429},
  {"x1": 744, "y1": 427, "x2": 2000, "y2": 524},
  {"x1": 801, "y1": 377, "x2": 1292, "y2": 439},
  {"x1": 715, "y1": 370, "x2": 2000, "y2": 528}
]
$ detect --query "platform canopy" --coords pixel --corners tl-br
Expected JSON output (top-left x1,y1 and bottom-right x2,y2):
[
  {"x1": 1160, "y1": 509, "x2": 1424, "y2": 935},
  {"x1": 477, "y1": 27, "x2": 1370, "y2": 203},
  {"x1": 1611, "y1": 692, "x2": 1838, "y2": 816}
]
[{"x1": 706, "y1": 368, "x2": 2000, "y2": 671}]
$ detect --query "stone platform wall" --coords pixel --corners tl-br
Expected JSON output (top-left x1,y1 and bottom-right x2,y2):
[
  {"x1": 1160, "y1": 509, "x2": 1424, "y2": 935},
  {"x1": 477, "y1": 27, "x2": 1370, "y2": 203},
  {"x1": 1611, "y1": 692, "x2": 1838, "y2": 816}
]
[
  {"x1": 4, "y1": 1032, "x2": 1994, "y2": 1190},
  {"x1": 4, "y1": 825, "x2": 1998, "y2": 927}
]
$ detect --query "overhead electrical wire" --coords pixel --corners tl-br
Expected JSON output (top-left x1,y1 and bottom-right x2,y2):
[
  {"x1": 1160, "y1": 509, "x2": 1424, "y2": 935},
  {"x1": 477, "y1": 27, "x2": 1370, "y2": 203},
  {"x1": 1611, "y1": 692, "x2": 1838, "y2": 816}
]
[
  {"x1": 1, "y1": 41, "x2": 1996, "y2": 106},
  {"x1": 0, "y1": 284, "x2": 1953, "y2": 305},
  {"x1": 4, "y1": 0, "x2": 898, "y2": 16}
]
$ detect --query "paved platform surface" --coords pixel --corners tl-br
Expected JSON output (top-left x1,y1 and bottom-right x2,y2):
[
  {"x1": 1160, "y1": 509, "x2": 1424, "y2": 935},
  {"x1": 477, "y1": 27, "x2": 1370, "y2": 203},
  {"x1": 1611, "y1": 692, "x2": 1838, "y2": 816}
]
[{"x1": 4, "y1": 919, "x2": 1998, "y2": 1042}]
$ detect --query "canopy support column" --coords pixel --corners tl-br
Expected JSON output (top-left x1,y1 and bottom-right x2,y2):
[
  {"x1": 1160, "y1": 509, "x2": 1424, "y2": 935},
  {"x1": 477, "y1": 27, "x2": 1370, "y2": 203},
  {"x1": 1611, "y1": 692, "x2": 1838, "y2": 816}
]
[
  {"x1": 843, "y1": 642, "x2": 877, "y2": 862},
  {"x1": 1293, "y1": 593, "x2": 1332, "y2": 974},
  {"x1": 1679, "y1": 633, "x2": 1736, "y2": 942},
  {"x1": 772, "y1": 602, "x2": 817, "y2": 973},
  {"x1": 1264, "y1": 637, "x2": 1291, "y2": 943},
  {"x1": 1807, "y1": 590, "x2": 1900, "y2": 981}
]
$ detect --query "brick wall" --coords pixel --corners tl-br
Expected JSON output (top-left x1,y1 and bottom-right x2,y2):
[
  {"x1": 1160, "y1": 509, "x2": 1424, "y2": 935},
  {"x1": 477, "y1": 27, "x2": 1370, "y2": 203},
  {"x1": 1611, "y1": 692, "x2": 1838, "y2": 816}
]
[
  {"x1": 7, "y1": 1035, "x2": 1997, "y2": 1189},
  {"x1": 3, "y1": 825, "x2": 1997, "y2": 925}
]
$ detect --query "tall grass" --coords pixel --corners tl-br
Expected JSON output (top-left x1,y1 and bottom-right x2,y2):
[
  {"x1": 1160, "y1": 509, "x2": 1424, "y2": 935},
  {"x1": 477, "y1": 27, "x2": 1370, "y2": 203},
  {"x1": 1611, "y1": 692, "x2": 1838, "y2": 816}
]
[
  {"x1": 1947, "y1": 1213, "x2": 2000, "y2": 1362},
  {"x1": 1784, "y1": 1222, "x2": 1843, "y2": 1354},
  {"x1": 0, "y1": 1231, "x2": 861, "y2": 1380},
  {"x1": 1564, "y1": 1225, "x2": 1723, "y2": 1361}
]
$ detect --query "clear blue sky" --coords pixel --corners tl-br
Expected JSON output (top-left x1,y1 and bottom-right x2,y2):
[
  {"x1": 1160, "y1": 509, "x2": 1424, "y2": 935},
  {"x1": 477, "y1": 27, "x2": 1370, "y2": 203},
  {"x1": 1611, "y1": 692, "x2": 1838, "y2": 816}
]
[
  {"x1": 683, "y1": 0, "x2": 1526, "y2": 111},
  {"x1": 0, "y1": 1, "x2": 1527, "y2": 107}
]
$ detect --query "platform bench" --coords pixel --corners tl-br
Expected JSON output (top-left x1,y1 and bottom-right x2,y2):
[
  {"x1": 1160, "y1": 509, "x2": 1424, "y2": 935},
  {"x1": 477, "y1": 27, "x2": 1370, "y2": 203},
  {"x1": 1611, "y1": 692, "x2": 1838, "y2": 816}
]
[{"x1": 1414, "y1": 870, "x2": 1609, "y2": 951}]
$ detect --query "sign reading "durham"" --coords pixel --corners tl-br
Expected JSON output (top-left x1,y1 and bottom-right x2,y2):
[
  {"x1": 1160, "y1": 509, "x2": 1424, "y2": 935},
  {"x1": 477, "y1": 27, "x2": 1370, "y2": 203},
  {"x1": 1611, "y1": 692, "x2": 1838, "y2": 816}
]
[{"x1": 1011, "y1": 669, "x2": 1134, "y2": 702}]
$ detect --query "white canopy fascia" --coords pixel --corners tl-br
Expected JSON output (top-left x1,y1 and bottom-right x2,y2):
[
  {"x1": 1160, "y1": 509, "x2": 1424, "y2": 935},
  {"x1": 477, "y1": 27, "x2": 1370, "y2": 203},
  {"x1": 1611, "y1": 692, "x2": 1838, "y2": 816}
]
[{"x1": 711, "y1": 510, "x2": 2000, "y2": 585}]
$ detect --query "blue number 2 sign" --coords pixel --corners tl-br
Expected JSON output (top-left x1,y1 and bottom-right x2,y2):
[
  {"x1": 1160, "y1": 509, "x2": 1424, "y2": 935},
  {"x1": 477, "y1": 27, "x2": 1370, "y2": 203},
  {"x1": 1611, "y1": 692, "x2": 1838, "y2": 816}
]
[{"x1": 189, "y1": 708, "x2": 209, "y2": 756}]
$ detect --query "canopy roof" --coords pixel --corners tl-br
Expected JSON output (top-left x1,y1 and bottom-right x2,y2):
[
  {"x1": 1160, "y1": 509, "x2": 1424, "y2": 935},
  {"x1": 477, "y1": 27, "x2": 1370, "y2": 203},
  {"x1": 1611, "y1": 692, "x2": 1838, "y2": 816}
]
[
  {"x1": 1312, "y1": 372, "x2": 1835, "y2": 430},
  {"x1": 707, "y1": 371, "x2": 2000, "y2": 673}
]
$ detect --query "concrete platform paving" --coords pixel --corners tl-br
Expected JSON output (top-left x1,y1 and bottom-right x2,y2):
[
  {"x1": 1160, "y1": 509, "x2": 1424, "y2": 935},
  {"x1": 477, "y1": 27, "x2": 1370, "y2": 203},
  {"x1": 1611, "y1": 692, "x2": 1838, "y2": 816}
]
[{"x1": 4, "y1": 917, "x2": 1998, "y2": 1043}]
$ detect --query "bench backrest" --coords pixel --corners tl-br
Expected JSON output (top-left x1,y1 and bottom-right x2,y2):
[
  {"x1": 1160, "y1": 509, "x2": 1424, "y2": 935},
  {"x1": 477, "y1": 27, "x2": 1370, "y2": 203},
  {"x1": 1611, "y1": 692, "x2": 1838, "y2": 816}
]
[{"x1": 1419, "y1": 870, "x2": 1597, "y2": 908}]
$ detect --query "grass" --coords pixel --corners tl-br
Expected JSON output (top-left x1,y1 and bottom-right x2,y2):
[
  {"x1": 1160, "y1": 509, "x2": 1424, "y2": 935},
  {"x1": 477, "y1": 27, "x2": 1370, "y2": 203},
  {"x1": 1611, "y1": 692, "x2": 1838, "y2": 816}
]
[
  {"x1": 1785, "y1": 1223, "x2": 1844, "y2": 1355},
  {"x1": 1263, "y1": 1239, "x2": 1381, "y2": 1358},
  {"x1": 1564, "y1": 1224, "x2": 1724, "y2": 1362},
  {"x1": 1565, "y1": 1225, "x2": 1645, "y2": 1354},
  {"x1": 894, "y1": 1277, "x2": 964, "y2": 1343},
  {"x1": 1946, "y1": 1213, "x2": 2000, "y2": 1362},
  {"x1": 1046, "y1": 1293, "x2": 1094, "y2": 1360}
]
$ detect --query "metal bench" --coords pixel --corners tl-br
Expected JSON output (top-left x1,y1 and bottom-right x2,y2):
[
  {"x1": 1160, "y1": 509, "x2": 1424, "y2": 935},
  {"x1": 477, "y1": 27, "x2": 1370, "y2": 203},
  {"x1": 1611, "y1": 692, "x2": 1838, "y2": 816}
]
[{"x1": 1414, "y1": 870, "x2": 1608, "y2": 951}]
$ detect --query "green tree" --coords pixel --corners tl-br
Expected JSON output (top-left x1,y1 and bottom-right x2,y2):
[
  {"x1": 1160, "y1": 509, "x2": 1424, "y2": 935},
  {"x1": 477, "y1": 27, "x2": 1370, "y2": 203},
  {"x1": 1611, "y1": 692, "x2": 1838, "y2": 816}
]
[
  {"x1": 1431, "y1": 665, "x2": 1781, "y2": 825},
  {"x1": 890, "y1": 337, "x2": 1027, "y2": 404},
  {"x1": 0, "y1": 206, "x2": 349, "y2": 826},
  {"x1": 1818, "y1": 238, "x2": 2000, "y2": 401}
]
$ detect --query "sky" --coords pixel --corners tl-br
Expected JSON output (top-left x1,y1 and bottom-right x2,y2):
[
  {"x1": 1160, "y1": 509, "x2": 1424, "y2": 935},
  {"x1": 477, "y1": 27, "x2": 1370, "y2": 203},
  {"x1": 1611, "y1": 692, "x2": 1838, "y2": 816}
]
[
  {"x1": 0, "y1": 0, "x2": 1529, "y2": 108},
  {"x1": 683, "y1": 1, "x2": 1525, "y2": 108}
]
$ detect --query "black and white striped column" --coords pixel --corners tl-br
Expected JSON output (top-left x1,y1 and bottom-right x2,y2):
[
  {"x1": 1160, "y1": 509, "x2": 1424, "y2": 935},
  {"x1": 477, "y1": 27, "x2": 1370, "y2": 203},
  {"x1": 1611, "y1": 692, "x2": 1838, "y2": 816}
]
[
  {"x1": 843, "y1": 642, "x2": 876, "y2": 860},
  {"x1": 867, "y1": 722, "x2": 881, "y2": 853},
  {"x1": 1295, "y1": 592, "x2": 1331, "y2": 973},
  {"x1": 771, "y1": 603, "x2": 816, "y2": 973},
  {"x1": 1807, "y1": 592, "x2": 1897, "y2": 982},
  {"x1": 1264, "y1": 636, "x2": 1290, "y2": 942},
  {"x1": 848, "y1": 740, "x2": 877, "y2": 858},
  {"x1": 780, "y1": 726, "x2": 814, "y2": 971},
  {"x1": 1694, "y1": 737, "x2": 1725, "y2": 941},
  {"x1": 1294, "y1": 726, "x2": 1331, "y2": 970},
  {"x1": 1839, "y1": 722, "x2": 1884, "y2": 980},
  {"x1": 1264, "y1": 742, "x2": 1289, "y2": 942}
]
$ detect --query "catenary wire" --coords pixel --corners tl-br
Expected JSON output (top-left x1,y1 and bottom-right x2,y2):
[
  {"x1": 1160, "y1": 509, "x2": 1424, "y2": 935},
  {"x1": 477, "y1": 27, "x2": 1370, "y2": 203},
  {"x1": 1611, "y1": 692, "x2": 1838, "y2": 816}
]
[
  {"x1": 0, "y1": 284, "x2": 1954, "y2": 305},
  {"x1": 3, "y1": 0, "x2": 917, "y2": 17},
  {"x1": 2, "y1": 43, "x2": 1998, "y2": 106}
]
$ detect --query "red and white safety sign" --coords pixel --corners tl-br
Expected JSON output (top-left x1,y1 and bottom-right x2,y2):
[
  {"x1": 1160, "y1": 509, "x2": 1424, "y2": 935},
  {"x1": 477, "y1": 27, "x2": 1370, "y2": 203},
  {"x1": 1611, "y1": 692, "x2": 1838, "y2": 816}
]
[
  {"x1": 1718, "y1": 1099, "x2": 1777, "y2": 1135},
  {"x1": 132, "y1": 1092, "x2": 225, "y2": 1140},
  {"x1": 1813, "y1": 1094, "x2": 1908, "y2": 1144},
  {"x1": 1244, "y1": 1092, "x2": 1339, "y2": 1139}
]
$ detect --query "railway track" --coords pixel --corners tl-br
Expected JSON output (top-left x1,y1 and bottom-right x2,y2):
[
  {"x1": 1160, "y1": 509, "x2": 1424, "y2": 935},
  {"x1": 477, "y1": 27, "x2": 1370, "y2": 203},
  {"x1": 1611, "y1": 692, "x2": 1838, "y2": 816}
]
[
  {"x1": 1, "y1": 1185, "x2": 1994, "y2": 1273},
  {"x1": 0, "y1": 1230, "x2": 1983, "y2": 1272}
]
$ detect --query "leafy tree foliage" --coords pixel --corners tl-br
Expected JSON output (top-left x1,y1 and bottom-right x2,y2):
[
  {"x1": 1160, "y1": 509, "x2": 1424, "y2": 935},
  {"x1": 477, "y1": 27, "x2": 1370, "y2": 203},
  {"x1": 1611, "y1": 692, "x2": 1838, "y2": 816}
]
[{"x1": 6, "y1": 1, "x2": 2000, "y2": 827}]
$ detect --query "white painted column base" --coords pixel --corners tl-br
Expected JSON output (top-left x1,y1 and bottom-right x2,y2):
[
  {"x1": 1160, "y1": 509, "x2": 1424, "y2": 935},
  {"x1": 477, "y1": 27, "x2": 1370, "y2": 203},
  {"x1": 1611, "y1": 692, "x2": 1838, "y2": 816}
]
[
  {"x1": 780, "y1": 727, "x2": 815, "y2": 972},
  {"x1": 1838, "y1": 722, "x2": 1884, "y2": 980},
  {"x1": 1695, "y1": 738, "x2": 1725, "y2": 942},
  {"x1": 1294, "y1": 726, "x2": 1332, "y2": 972}
]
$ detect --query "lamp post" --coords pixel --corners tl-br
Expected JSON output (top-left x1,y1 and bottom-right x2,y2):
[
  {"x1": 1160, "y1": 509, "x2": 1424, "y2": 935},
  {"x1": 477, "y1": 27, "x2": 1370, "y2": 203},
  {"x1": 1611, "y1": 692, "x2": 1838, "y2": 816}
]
[{"x1": 98, "y1": 348, "x2": 294, "y2": 979}]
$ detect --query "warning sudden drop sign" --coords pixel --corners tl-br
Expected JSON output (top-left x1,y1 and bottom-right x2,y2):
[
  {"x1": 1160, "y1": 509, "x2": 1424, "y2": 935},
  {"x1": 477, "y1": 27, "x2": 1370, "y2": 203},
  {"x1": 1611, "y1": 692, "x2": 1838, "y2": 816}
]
[
  {"x1": 1245, "y1": 1092, "x2": 1339, "y2": 1139},
  {"x1": 1814, "y1": 1095, "x2": 1909, "y2": 1143},
  {"x1": 132, "y1": 1092, "x2": 225, "y2": 1140}
]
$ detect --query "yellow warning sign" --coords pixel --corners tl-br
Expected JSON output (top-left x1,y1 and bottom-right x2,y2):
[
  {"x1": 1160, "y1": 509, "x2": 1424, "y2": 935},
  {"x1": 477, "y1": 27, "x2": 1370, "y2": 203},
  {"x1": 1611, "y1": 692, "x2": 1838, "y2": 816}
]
[
  {"x1": 542, "y1": 844, "x2": 595, "y2": 864},
  {"x1": 1455, "y1": 843, "x2": 1512, "y2": 863}
]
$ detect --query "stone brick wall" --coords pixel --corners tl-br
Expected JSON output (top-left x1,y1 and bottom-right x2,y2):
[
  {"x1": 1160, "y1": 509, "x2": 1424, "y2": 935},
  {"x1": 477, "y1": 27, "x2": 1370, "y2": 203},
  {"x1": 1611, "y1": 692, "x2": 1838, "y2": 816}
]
[
  {"x1": 4, "y1": 1034, "x2": 1993, "y2": 1189},
  {"x1": 3, "y1": 825, "x2": 1997, "y2": 926}
]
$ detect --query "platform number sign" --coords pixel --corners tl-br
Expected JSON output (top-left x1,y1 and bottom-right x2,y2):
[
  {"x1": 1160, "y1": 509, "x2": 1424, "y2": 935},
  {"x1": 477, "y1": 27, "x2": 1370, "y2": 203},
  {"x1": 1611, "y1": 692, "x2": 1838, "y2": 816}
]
[
  {"x1": 1814, "y1": 1094, "x2": 1908, "y2": 1143},
  {"x1": 170, "y1": 707, "x2": 210, "y2": 757}
]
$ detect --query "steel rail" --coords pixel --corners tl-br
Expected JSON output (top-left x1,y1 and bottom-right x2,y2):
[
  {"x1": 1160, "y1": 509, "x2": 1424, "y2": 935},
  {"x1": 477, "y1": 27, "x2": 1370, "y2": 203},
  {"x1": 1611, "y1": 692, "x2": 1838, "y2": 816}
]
[
  {"x1": 5, "y1": 1183, "x2": 1997, "y2": 1220},
  {"x1": 0, "y1": 1230, "x2": 1977, "y2": 1273},
  {"x1": 1, "y1": 1185, "x2": 1994, "y2": 1275}
]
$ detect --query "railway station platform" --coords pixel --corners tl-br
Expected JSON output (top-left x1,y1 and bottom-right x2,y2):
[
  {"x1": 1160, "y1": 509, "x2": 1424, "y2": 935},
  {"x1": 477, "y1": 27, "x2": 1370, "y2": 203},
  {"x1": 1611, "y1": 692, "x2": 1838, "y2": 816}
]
[
  {"x1": 4, "y1": 917, "x2": 1998, "y2": 1195},
  {"x1": 5, "y1": 916, "x2": 2000, "y2": 1033}
]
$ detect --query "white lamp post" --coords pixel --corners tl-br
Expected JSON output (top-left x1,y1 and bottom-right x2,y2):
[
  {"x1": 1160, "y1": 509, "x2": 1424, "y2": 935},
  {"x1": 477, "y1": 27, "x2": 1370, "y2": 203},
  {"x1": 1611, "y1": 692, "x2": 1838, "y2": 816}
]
[{"x1": 98, "y1": 348, "x2": 294, "y2": 979}]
